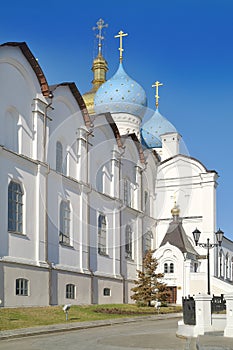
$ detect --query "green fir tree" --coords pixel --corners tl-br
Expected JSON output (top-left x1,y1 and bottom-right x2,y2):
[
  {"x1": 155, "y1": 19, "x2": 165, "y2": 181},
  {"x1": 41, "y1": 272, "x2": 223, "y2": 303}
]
[{"x1": 131, "y1": 249, "x2": 170, "y2": 306}]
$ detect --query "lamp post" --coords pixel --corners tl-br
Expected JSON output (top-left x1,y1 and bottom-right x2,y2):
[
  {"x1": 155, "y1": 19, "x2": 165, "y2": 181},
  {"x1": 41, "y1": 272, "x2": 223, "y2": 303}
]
[{"x1": 192, "y1": 228, "x2": 224, "y2": 295}]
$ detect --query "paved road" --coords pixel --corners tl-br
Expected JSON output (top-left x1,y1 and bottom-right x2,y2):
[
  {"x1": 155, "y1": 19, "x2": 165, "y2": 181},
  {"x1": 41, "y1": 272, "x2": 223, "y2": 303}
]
[{"x1": 0, "y1": 318, "x2": 194, "y2": 350}]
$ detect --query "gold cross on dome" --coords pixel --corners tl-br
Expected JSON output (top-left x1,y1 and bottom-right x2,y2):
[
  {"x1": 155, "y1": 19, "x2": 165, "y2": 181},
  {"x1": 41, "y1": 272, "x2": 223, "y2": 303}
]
[
  {"x1": 152, "y1": 81, "x2": 163, "y2": 109},
  {"x1": 114, "y1": 30, "x2": 128, "y2": 62},
  {"x1": 93, "y1": 18, "x2": 108, "y2": 55}
]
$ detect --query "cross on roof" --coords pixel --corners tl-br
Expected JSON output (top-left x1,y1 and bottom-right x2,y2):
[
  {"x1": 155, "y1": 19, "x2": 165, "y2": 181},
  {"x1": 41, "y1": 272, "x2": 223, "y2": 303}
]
[
  {"x1": 93, "y1": 18, "x2": 108, "y2": 55},
  {"x1": 114, "y1": 30, "x2": 128, "y2": 62},
  {"x1": 152, "y1": 81, "x2": 163, "y2": 109}
]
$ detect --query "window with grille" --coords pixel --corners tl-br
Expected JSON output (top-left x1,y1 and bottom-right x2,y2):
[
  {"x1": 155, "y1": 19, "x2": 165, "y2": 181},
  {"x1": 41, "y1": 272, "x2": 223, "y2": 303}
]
[
  {"x1": 8, "y1": 181, "x2": 23, "y2": 233},
  {"x1": 125, "y1": 225, "x2": 133, "y2": 259},
  {"x1": 16, "y1": 278, "x2": 28, "y2": 296},
  {"x1": 59, "y1": 200, "x2": 71, "y2": 245},
  {"x1": 66, "y1": 284, "x2": 75, "y2": 299},
  {"x1": 98, "y1": 214, "x2": 107, "y2": 255}
]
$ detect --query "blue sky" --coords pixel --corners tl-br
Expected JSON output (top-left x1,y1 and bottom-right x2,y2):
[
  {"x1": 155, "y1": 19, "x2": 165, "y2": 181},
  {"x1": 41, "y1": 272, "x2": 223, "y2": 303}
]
[{"x1": 1, "y1": 0, "x2": 233, "y2": 239}]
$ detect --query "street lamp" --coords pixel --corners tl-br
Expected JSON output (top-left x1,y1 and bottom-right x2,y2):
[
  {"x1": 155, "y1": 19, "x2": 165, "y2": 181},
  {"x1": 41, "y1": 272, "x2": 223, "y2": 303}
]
[{"x1": 192, "y1": 228, "x2": 224, "y2": 295}]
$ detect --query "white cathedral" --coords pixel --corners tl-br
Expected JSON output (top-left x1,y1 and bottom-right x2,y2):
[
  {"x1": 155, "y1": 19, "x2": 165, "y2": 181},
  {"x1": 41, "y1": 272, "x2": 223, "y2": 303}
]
[{"x1": 0, "y1": 20, "x2": 233, "y2": 308}]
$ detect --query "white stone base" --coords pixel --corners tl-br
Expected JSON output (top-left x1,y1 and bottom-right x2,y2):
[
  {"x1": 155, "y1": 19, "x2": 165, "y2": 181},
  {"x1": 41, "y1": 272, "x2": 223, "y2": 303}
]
[{"x1": 224, "y1": 326, "x2": 233, "y2": 337}]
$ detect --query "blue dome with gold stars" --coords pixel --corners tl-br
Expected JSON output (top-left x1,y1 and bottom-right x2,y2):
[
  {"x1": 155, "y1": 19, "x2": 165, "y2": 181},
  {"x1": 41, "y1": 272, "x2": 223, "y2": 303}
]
[
  {"x1": 140, "y1": 109, "x2": 177, "y2": 148},
  {"x1": 94, "y1": 63, "x2": 147, "y2": 118}
]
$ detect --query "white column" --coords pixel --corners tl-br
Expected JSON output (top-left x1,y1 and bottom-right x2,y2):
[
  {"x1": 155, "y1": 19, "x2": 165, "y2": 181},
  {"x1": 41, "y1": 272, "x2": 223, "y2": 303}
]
[
  {"x1": 224, "y1": 293, "x2": 233, "y2": 337},
  {"x1": 194, "y1": 293, "x2": 212, "y2": 335}
]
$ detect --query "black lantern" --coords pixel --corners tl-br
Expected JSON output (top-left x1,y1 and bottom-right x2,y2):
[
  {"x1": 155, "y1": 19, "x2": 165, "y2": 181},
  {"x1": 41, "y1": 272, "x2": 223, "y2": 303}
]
[
  {"x1": 192, "y1": 228, "x2": 201, "y2": 246},
  {"x1": 215, "y1": 228, "x2": 224, "y2": 246}
]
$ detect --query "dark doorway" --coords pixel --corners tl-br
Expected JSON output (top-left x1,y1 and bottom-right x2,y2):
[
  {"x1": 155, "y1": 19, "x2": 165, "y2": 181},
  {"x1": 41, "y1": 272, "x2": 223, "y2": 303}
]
[{"x1": 167, "y1": 286, "x2": 177, "y2": 304}]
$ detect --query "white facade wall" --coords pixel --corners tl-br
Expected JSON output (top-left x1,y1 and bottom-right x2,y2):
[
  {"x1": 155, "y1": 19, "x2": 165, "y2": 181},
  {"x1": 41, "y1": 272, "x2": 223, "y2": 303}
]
[{"x1": 0, "y1": 42, "x2": 232, "y2": 308}]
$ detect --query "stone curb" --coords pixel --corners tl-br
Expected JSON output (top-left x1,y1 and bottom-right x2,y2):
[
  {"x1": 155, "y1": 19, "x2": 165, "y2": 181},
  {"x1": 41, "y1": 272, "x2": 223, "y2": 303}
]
[{"x1": 0, "y1": 312, "x2": 183, "y2": 341}]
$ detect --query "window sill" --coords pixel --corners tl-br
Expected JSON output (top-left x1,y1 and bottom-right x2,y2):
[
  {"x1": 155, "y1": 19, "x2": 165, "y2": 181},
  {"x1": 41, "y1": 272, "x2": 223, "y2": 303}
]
[
  {"x1": 125, "y1": 256, "x2": 134, "y2": 262},
  {"x1": 8, "y1": 231, "x2": 28, "y2": 239},
  {"x1": 59, "y1": 242, "x2": 74, "y2": 249},
  {"x1": 98, "y1": 251, "x2": 109, "y2": 257}
]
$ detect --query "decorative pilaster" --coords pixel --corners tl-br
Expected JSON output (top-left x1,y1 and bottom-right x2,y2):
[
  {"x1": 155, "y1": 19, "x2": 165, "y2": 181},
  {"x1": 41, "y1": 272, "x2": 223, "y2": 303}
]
[
  {"x1": 76, "y1": 127, "x2": 89, "y2": 183},
  {"x1": 135, "y1": 164, "x2": 142, "y2": 211}
]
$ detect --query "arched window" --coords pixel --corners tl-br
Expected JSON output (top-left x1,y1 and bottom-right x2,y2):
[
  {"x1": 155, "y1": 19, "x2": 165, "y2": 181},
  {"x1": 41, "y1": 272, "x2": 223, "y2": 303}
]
[
  {"x1": 103, "y1": 288, "x2": 111, "y2": 296},
  {"x1": 59, "y1": 200, "x2": 71, "y2": 245},
  {"x1": 164, "y1": 262, "x2": 174, "y2": 273},
  {"x1": 125, "y1": 225, "x2": 133, "y2": 259},
  {"x1": 98, "y1": 214, "x2": 107, "y2": 254},
  {"x1": 66, "y1": 284, "x2": 75, "y2": 299},
  {"x1": 170, "y1": 263, "x2": 174, "y2": 273},
  {"x1": 16, "y1": 278, "x2": 29, "y2": 296},
  {"x1": 56, "y1": 141, "x2": 67, "y2": 174},
  {"x1": 8, "y1": 181, "x2": 23, "y2": 233}
]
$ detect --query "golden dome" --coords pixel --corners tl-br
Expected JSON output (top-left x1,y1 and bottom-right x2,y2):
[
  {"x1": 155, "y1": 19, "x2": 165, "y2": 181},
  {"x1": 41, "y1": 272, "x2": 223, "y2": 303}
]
[
  {"x1": 171, "y1": 201, "x2": 180, "y2": 217},
  {"x1": 82, "y1": 52, "x2": 108, "y2": 115},
  {"x1": 82, "y1": 89, "x2": 96, "y2": 115}
]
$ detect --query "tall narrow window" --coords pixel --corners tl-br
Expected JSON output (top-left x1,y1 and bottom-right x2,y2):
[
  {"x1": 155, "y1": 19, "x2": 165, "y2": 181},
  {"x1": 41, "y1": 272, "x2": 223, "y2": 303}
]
[
  {"x1": 56, "y1": 141, "x2": 67, "y2": 174},
  {"x1": 16, "y1": 278, "x2": 28, "y2": 296},
  {"x1": 219, "y1": 249, "x2": 223, "y2": 278},
  {"x1": 98, "y1": 214, "x2": 107, "y2": 254},
  {"x1": 144, "y1": 190, "x2": 150, "y2": 215},
  {"x1": 8, "y1": 181, "x2": 23, "y2": 233},
  {"x1": 226, "y1": 253, "x2": 229, "y2": 279},
  {"x1": 66, "y1": 284, "x2": 75, "y2": 299},
  {"x1": 56, "y1": 141, "x2": 63, "y2": 173},
  {"x1": 143, "y1": 231, "x2": 152, "y2": 255},
  {"x1": 59, "y1": 200, "x2": 71, "y2": 245},
  {"x1": 170, "y1": 262, "x2": 174, "y2": 273},
  {"x1": 123, "y1": 178, "x2": 131, "y2": 207},
  {"x1": 164, "y1": 263, "x2": 168, "y2": 273},
  {"x1": 125, "y1": 225, "x2": 133, "y2": 259}
]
